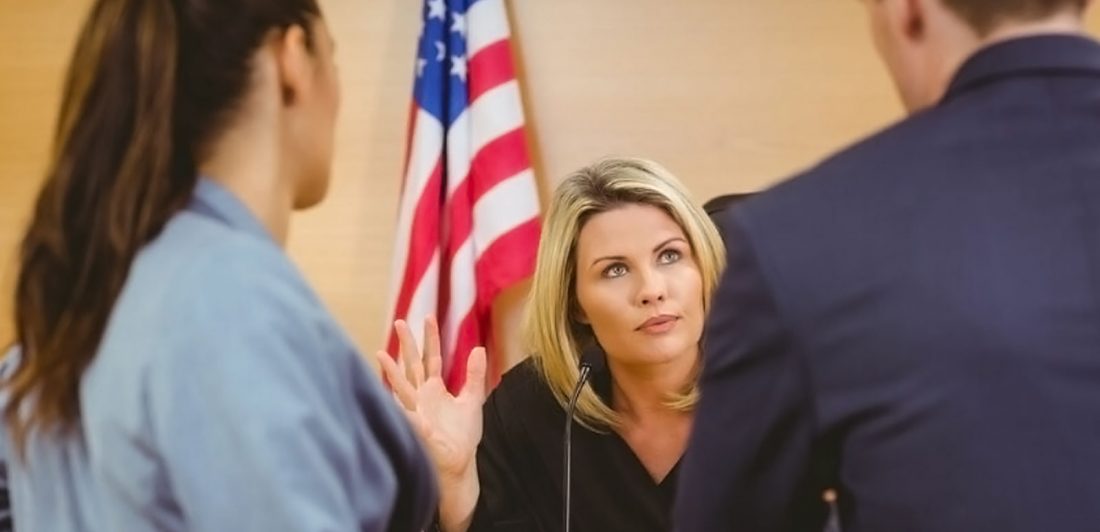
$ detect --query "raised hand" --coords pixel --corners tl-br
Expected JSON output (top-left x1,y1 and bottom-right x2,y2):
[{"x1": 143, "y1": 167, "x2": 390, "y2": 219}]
[{"x1": 376, "y1": 316, "x2": 488, "y2": 480}]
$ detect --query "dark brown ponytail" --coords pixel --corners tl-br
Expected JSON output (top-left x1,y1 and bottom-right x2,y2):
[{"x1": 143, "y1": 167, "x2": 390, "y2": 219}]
[{"x1": 6, "y1": 0, "x2": 320, "y2": 456}]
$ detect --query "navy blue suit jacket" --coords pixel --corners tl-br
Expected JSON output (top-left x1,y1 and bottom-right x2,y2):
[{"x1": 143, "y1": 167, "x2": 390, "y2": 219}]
[{"x1": 677, "y1": 35, "x2": 1100, "y2": 532}]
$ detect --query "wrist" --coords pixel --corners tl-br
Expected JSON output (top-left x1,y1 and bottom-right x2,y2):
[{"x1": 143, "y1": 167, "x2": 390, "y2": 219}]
[{"x1": 437, "y1": 465, "x2": 480, "y2": 532}]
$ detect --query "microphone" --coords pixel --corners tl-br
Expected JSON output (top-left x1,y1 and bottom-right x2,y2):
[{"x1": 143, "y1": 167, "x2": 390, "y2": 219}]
[{"x1": 563, "y1": 344, "x2": 605, "y2": 532}]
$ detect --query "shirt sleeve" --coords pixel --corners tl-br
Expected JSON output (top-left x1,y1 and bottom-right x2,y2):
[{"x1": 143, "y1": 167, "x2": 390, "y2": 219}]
[
  {"x1": 467, "y1": 388, "x2": 542, "y2": 532},
  {"x1": 675, "y1": 215, "x2": 830, "y2": 532},
  {"x1": 142, "y1": 255, "x2": 411, "y2": 532}
]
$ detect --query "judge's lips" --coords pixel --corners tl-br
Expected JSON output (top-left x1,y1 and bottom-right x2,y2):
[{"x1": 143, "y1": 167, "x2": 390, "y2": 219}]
[{"x1": 636, "y1": 314, "x2": 679, "y2": 334}]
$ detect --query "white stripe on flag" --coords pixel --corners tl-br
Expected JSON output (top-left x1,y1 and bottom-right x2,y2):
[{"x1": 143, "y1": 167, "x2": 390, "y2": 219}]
[
  {"x1": 444, "y1": 80, "x2": 525, "y2": 197},
  {"x1": 445, "y1": 111, "x2": 470, "y2": 196},
  {"x1": 405, "y1": 253, "x2": 441, "y2": 359},
  {"x1": 470, "y1": 80, "x2": 524, "y2": 161},
  {"x1": 467, "y1": 0, "x2": 510, "y2": 58},
  {"x1": 440, "y1": 169, "x2": 540, "y2": 359},
  {"x1": 385, "y1": 108, "x2": 444, "y2": 326},
  {"x1": 443, "y1": 240, "x2": 477, "y2": 358},
  {"x1": 473, "y1": 169, "x2": 540, "y2": 248}
]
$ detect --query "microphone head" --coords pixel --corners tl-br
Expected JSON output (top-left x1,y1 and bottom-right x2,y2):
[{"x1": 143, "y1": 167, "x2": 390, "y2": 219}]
[{"x1": 578, "y1": 343, "x2": 606, "y2": 373}]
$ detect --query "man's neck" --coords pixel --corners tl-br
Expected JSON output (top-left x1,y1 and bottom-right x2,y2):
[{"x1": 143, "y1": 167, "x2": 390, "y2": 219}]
[
  {"x1": 921, "y1": 12, "x2": 1088, "y2": 110},
  {"x1": 981, "y1": 11, "x2": 1087, "y2": 47}
]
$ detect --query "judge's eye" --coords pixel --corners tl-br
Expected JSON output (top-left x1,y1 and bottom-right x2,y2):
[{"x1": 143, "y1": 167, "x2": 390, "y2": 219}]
[
  {"x1": 602, "y1": 263, "x2": 628, "y2": 278},
  {"x1": 658, "y1": 249, "x2": 682, "y2": 264}
]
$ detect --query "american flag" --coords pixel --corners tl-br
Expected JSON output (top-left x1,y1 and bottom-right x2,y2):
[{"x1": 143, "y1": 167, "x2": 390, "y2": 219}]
[{"x1": 385, "y1": 0, "x2": 540, "y2": 392}]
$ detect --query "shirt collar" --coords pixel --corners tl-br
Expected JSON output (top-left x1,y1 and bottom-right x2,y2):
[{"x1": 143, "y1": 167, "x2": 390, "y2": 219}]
[
  {"x1": 943, "y1": 34, "x2": 1100, "y2": 103},
  {"x1": 188, "y1": 178, "x2": 275, "y2": 243}
]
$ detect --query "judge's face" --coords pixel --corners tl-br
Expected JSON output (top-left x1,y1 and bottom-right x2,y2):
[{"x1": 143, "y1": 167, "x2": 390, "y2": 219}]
[{"x1": 573, "y1": 203, "x2": 704, "y2": 370}]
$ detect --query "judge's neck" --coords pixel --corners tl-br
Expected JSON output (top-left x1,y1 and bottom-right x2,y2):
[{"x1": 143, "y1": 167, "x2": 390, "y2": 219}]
[{"x1": 607, "y1": 350, "x2": 696, "y2": 424}]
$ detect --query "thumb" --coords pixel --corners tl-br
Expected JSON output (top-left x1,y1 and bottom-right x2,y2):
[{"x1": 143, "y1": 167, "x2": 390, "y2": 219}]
[{"x1": 461, "y1": 346, "x2": 488, "y2": 403}]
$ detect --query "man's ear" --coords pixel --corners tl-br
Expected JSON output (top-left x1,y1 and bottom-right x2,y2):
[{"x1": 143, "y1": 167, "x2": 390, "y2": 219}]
[
  {"x1": 878, "y1": 0, "x2": 928, "y2": 43},
  {"x1": 900, "y1": 0, "x2": 928, "y2": 42}
]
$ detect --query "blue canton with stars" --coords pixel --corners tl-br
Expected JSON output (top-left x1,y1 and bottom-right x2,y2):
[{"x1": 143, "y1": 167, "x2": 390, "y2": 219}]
[{"x1": 415, "y1": 0, "x2": 482, "y2": 127}]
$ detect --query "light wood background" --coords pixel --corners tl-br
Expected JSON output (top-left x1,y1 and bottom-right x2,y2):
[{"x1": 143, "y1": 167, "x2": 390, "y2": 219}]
[{"x1": 2, "y1": 1, "x2": 1094, "y2": 365}]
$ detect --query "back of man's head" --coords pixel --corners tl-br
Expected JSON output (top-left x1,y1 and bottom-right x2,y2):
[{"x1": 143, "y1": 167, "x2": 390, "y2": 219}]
[
  {"x1": 864, "y1": 0, "x2": 1090, "y2": 112},
  {"x1": 943, "y1": 0, "x2": 1088, "y2": 36}
]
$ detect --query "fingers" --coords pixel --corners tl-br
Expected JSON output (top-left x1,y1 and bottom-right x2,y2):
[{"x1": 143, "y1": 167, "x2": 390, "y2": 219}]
[
  {"x1": 460, "y1": 346, "x2": 488, "y2": 403},
  {"x1": 424, "y1": 316, "x2": 443, "y2": 379},
  {"x1": 375, "y1": 343, "x2": 408, "y2": 387},
  {"x1": 375, "y1": 350, "x2": 419, "y2": 412},
  {"x1": 395, "y1": 320, "x2": 425, "y2": 387}
]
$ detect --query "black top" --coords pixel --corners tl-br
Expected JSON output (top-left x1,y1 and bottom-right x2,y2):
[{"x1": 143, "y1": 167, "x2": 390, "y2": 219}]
[{"x1": 469, "y1": 359, "x2": 676, "y2": 532}]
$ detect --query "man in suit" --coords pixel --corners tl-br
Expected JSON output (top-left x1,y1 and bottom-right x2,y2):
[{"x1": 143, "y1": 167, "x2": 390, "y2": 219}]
[{"x1": 676, "y1": 1, "x2": 1100, "y2": 531}]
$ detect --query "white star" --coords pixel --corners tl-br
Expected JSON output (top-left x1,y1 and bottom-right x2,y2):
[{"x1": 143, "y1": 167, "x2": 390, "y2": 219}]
[
  {"x1": 450, "y1": 54, "x2": 467, "y2": 82},
  {"x1": 434, "y1": 41, "x2": 445, "y2": 61},
  {"x1": 427, "y1": 0, "x2": 446, "y2": 21},
  {"x1": 416, "y1": 58, "x2": 428, "y2": 77},
  {"x1": 451, "y1": 12, "x2": 466, "y2": 36}
]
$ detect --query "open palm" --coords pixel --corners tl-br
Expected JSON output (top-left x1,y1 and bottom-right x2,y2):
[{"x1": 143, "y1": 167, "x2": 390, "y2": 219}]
[{"x1": 377, "y1": 317, "x2": 487, "y2": 478}]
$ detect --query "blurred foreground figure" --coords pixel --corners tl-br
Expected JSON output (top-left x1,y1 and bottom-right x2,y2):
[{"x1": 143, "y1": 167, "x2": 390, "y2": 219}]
[
  {"x1": 1, "y1": 0, "x2": 436, "y2": 530},
  {"x1": 678, "y1": 1, "x2": 1100, "y2": 531}
]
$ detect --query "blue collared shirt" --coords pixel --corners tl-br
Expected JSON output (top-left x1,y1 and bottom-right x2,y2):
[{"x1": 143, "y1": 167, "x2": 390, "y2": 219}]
[{"x1": 2, "y1": 179, "x2": 437, "y2": 531}]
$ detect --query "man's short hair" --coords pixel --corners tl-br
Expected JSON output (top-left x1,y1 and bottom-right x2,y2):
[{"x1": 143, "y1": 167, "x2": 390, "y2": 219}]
[{"x1": 942, "y1": 0, "x2": 1087, "y2": 35}]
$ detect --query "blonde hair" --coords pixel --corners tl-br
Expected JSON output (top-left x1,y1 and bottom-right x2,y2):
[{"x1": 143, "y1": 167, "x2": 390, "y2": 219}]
[{"x1": 523, "y1": 157, "x2": 726, "y2": 430}]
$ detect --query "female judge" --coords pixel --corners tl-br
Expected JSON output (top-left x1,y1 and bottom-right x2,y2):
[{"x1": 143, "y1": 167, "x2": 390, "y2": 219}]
[{"x1": 380, "y1": 157, "x2": 725, "y2": 531}]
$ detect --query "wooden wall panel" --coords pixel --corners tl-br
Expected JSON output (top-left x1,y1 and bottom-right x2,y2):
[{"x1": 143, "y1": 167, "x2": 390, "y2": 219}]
[{"x1": 2, "y1": 1, "x2": 1095, "y2": 365}]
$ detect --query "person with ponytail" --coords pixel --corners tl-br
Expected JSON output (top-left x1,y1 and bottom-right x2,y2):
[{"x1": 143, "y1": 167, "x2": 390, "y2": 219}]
[{"x1": 0, "y1": 0, "x2": 436, "y2": 530}]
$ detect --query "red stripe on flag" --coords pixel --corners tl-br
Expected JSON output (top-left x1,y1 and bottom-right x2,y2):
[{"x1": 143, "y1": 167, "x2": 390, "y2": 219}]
[
  {"x1": 475, "y1": 217, "x2": 540, "y2": 307},
  {"x1": 435, "y1": 191, "x2": 470, "y2": 350},
  {"x1": 386, "y1": 159, "x2": 444, "y2": 356},
  {"x1": 468, "y1": 39, "x2": 517, "y2": 102},
  {"x1": 444, "y1": 305, "x2": 484, "y2": 392},
  {"x1": 437, "y1": 133, "x2": 536, "y2": 374},
  {"x1": 469, "y1": 128, "x2": 532, "y2": 199},
  {"x1": 446, "y1": 217, "x2": 540, "y2": 391},
  {"x1": 440, "y1": 127, "x2": 533, "y2": 274}
]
